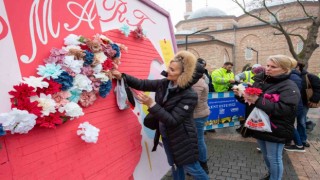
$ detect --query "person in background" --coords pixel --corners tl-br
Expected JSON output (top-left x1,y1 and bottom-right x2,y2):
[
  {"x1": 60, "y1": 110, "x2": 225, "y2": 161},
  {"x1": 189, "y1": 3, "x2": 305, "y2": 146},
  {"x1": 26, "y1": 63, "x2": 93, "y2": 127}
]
[
  {"x1": 112, "y1": 51, "x2": 209, "y2": 180},
  {"x1": 284, "y1": 65, "x2": 305, "y2": 152},
  {"x1": 285, "y1": 62, "x2": 320, "y2": 150},
  {"x1": 235, "y1": 66, "x2": 266, "y2": 133},
  {"x1": 197, "y1": 58, "x2": 214, "y2": 92},
  {"x1": 233, "y1": 55, "x2": 300, "y2": 180},
  {"x1": 211, "y1": 62, "x2": 235, "y2": 92},
  {"x1": 192, "y1": 74, "x2": 210, "y2": 174},
  {"x1": 235, "y1": 64, "x2": 261, "y2": 85}
]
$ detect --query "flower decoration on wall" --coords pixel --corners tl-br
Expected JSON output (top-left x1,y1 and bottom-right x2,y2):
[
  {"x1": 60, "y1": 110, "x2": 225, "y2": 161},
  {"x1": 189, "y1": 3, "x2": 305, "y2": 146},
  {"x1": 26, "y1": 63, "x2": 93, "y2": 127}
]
[
  {"x1": 119, "y1": 24, "x2": 130, "y2": 37},
  {"x1": 132, "y1": 25, "x2": 146, "y2": 39},
  {"x1": 77, "y1": 121, "x2": 100, "y2": 143},
  {"x1": 0, "y1": 34, "x2": 127, "y2": 135}
]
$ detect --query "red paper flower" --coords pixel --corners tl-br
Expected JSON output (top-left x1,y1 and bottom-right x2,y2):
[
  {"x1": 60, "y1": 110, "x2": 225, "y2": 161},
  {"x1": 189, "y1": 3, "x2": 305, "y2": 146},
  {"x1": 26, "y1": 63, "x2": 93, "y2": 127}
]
[
  {"x1": 36, "y1": 112, "x2": 63, "y2": 128},
  {"x1": 12, "y1": 99, "x2": 42, "y2": 117},
  {"x1": 102, "y1": 58, "x2": 114, "y2": 71},
  {"x1": 37, "y1": 79, "x2": 62, "y2": 95},
  {"x1": 244, "y1": 87, "x2": 263, "y2": 96},
  {"x1": 9, "y1": 83, "x2": 36, "y2": 100}
]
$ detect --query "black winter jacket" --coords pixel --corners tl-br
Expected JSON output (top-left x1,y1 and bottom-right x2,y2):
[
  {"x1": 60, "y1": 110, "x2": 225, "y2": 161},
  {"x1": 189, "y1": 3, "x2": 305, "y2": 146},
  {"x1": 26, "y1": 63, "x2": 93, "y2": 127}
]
[
  {"x1": 123, "y1": 74, "x2": 199, "y2": 166},
  {"x1": 249, "y1": 73, "x2": 300, "y2": 143}
]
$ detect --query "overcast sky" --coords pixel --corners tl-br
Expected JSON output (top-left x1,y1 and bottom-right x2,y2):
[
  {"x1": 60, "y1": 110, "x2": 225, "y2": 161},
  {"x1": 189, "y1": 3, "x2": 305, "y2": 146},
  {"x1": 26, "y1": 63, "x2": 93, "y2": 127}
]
[{"x1": 150, "y1": 0, "x2": 244, "y2": 26}]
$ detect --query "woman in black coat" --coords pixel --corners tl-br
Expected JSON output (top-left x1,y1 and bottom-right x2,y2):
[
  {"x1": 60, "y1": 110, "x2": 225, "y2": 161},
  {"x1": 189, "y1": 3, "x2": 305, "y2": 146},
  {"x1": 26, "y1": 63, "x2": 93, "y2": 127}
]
[
  {"x1": 234, "y1": 55, "x2": 300, "y2": 180},
  {"x1": 112, "y1": 51, "x2": 209, "y2": 180}
]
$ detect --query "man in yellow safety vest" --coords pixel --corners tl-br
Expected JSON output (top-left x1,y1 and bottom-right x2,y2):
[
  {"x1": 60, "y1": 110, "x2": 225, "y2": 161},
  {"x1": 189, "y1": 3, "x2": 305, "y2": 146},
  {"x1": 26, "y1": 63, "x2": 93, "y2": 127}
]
[{"x1": 235, "y1": 64, "x2": 261, "y2": 85}]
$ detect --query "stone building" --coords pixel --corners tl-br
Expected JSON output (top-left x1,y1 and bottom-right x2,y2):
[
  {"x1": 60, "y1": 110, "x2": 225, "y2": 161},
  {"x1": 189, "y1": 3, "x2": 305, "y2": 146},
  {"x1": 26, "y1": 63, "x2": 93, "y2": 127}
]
[{"x1": 175, "y1": 0, "x2": 320, "y2": 74}]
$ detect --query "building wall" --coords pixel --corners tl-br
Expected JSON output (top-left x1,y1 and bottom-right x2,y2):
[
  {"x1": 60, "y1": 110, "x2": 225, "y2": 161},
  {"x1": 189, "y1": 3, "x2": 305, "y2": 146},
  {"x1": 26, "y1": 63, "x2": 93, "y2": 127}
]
[{"x1": 175, "y1": 2, "x2": 320, "y2": 74}]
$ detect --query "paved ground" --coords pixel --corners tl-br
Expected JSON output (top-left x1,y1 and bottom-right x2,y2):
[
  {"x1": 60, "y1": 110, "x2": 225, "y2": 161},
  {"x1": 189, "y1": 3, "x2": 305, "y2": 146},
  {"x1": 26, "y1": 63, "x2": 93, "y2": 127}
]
[{"x1": 162, "y1": 108, "x2": 320, "y2": 180}]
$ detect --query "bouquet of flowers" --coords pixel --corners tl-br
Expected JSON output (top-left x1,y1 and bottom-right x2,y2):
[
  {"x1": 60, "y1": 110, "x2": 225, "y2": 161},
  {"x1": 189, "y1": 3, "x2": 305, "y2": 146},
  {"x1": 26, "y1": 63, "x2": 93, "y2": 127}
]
[
  {"x1": 243, "y1": 87, "x2": 263, "y2": 105},
  {"x1": 0, "y1": 33, "x2": 127, "y2": 134}
]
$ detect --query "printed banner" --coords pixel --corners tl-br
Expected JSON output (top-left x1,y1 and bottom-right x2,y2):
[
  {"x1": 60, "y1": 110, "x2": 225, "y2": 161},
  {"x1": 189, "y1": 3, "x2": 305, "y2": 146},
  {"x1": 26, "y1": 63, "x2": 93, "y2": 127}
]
[{"x1": 205, "y1": 92, "x2": 246, "y2": 130}]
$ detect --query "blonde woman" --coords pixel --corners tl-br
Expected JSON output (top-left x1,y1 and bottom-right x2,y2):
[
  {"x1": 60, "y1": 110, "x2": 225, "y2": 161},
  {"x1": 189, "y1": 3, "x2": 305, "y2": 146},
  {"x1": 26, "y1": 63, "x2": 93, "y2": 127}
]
[
  {"x1": 234, "y1": 55, "x2": 300, "y2": 180},
  {"x1": 112, "y1": 51, "x2": 209, "y2": 180}
]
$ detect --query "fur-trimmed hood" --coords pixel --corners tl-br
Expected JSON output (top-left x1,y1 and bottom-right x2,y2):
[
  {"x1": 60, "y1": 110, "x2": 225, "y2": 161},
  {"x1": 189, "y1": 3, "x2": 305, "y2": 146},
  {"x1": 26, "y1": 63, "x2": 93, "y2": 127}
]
[{"x1": 173, "y1": 51, "x2": 205, "y2": 89}]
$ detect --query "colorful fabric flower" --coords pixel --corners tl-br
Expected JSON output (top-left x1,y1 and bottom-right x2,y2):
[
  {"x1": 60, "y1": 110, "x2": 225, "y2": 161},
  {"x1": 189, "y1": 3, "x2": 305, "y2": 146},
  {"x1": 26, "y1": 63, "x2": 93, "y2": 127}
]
[
  {"x1": 79, "y1": 91, "x2": 97, "y2": 107},
  {"x1": 83, "y1": 50, "x2": 94, "y2": 66},
  {"x1": 102, "y1": 44, "x2": 116, "y2": 58},
  {"x1": 36, "y1": 79, "x2": 62, "y2": 95},
  {"x1": 99, "y1": 80, "x2": 112, "y2": 98},
  {"x1": 81, "y1": 66, "x2": 94, "y2": 76},
  {"x1": 36, "y1": 112, "x2": 63, "y2": 129},
  {"x1": 94, "y1": 51, "x2": 108, "y2": 64},
  {"x1": 102, "y1": 58, "x2": 114, "y2": 71},
  {"x1": 21, "y1": 76, "x2": 49, "y2": 91},
  {"x1": 120, "y1": 24, "x2": 130, "y2": 37},
  {"x1": 52, "y1": 91, "x2": 71, "y2": 107},
  {"x1": 111, "y1": 44, "x2": 121, "y2": 58},
  {"x1": 0, "y1": 108, "x2": 36, "y2": 134},
  {"x1": 264, "y1": 93, "x2": 280, "y2": 103},
  {"x1": 92, "y1": 64, "x2": 103, "y2": 74},
  {"x1": 58, "y1": 102, "x2": 84, "y2": 118},
  {"x1": 64, "y1": 34, "x2": 81, "y2": 46},
  {"x1": 86, "y1": 39, "x2": 102, "y2": 53},
  {"x1": 77, "y1": 121, "x2": 100, "y2": 143},
  {"x1": 45, "y1": 48, "x2": 68, "y2": 64},
  {"x1": 73, "y1": 74, "x2": 93, "y2": 92},
  {"x1": 94, "y1": 72, "x2": 109, "y2": 82},
  {"x1": 53, "y1": 71, "x2": 73, "y2": 91},
  {"x1": 35, "y1": 93, "x2": 56, "y2": 116},
  {"x1": 62, "y1": 56, "x2": 84, "y2": 74},
  {"x1": 0, "y1": 124, "x2": 5, "y2": 136},
  {"x1": 9, "y1": 83, "x2": 36, "y2": 101},
  {"x1": 99, "y1": 34, "x2": 113, "y2": 44},
  {"x1": 68, "y1": 89, "x2": 82, "y2": 103},
  {"x1": 37, "y1": 63, "x2": 63, "y2": 79},
  {"x1": 13, "y1": 99, "x2": 42, "y2": 117}
]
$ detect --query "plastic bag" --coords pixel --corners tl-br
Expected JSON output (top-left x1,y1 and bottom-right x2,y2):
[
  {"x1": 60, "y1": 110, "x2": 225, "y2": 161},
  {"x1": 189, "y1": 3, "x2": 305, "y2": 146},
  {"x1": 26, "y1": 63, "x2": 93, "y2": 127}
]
[
  {"x1": 244, "y1": 107, "x2": 272, "y2": 132},
  {"x1": 114, "y1": 79, "x2": 130, "y2": 110}
]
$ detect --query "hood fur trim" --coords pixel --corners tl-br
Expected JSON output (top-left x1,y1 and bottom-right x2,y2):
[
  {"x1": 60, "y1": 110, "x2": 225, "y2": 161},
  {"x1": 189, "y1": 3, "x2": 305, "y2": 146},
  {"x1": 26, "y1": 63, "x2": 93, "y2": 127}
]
[{"x1": 174, "y1": 51, "x2": 197, "y2": 88}]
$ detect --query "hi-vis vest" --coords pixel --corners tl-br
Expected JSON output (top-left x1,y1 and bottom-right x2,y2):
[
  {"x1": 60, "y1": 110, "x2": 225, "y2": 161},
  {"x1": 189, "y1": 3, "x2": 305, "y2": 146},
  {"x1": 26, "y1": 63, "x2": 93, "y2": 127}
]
[{"x1": 244, "y1": 71, "x2": 255, "y2": 84}]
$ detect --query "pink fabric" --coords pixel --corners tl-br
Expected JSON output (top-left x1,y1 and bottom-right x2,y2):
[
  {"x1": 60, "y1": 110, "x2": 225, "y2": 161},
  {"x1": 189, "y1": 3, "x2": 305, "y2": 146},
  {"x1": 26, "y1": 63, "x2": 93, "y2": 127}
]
[{"x1": 264, "y1": 93, "x2": 280, "y2": 103}]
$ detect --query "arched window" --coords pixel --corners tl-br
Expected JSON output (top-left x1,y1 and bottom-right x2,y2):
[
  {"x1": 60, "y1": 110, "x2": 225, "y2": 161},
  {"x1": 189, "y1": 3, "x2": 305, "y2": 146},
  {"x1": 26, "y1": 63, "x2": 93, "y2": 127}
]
[
  {"x1": 245, "y1": 48, "x2": 253, "y2": 60},
  {"x1": 297, "y1": 40, "x2": 303, "y2": 53}
]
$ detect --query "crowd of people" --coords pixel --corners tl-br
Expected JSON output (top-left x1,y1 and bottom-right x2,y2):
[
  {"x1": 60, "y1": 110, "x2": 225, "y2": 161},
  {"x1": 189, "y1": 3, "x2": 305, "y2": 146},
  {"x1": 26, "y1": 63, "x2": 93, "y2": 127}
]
[{"x1": 111, "y1": 51, "x2": 319, "y2": 180}]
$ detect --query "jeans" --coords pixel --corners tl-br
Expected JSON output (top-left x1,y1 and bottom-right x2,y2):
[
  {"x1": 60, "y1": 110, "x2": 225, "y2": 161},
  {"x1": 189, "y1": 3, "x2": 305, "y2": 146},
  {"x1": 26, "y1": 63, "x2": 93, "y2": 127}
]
[
  {"x1": 296, "y1": 105, "x2": 309, "y2": 144},
  {"x1": 162, "y1": 137, "x2": 209, "y2": 180},
  {"x1": 257, "y1": 139, "x2": 285, "y2": 180},
  {"x1": 194, "y1": 116, "x2": 209, "y2": 162}
]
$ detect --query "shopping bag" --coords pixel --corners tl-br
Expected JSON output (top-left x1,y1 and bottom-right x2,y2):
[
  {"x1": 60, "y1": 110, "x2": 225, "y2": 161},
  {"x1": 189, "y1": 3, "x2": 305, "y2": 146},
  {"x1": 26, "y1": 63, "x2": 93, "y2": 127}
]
[
  {"x1": 244, "y1": 107, "x2": 272, "y2": 132},
  {"x1": 114, "y1": 79, "x2": 130, "y2": 110}
]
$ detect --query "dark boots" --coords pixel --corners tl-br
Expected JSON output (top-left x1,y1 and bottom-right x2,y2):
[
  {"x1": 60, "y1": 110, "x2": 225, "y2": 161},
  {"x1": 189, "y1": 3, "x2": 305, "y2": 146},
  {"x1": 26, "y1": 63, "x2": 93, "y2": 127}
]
[{"x1": 199, "y1": 161, "x2": 209, "y2": 174}]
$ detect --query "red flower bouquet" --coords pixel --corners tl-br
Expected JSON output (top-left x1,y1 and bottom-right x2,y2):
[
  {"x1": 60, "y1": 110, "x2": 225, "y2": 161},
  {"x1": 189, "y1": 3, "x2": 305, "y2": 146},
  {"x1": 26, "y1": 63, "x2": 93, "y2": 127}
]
[{"x1": 244, "y1": 87, "x2": 263, "y2": 96}]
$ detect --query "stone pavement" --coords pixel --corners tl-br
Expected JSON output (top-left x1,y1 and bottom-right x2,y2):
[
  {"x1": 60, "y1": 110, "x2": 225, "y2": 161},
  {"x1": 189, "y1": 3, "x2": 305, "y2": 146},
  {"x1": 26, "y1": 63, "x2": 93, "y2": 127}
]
[{"x1": 162, "y1": 108, "x2": 320, "y2": 180}]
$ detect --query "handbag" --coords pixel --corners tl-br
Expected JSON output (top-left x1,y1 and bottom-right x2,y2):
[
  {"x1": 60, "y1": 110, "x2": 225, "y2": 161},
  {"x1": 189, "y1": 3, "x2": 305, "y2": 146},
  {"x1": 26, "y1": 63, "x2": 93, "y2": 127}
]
[
  {"x1": 122, "y1": 76, "x2": 135, "y2": 108},
  {"x1": 305, "y1": 75, "x2": 320, "y2": 108},
  {"x1": 240, "y1": 126, "x2": 252, "y2": 138}
]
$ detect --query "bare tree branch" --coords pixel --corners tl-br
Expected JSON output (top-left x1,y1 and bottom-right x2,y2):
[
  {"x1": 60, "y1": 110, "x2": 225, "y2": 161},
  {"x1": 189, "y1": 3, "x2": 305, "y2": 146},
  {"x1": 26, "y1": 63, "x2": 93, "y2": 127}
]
[
  {"x1": 297, "y1": 0, "x2": 316, "y2": 21},
  {"x1": 274, "y1": 32, "x2": 305, "y2": 42}
]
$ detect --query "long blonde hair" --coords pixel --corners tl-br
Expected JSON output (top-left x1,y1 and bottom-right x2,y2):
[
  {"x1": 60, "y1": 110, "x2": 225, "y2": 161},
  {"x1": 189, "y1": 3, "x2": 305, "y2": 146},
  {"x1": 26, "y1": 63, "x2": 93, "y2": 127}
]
[{"x1": 267, "y1": 55, "x2": 297, "y2": 74}]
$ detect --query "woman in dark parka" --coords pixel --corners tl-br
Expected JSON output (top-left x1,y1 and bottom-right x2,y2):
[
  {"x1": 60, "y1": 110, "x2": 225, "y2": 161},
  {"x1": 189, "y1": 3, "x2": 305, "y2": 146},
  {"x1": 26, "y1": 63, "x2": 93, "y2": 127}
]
[
  {"x1": 234, "y1": 55, "x2": 300, "y2": 180},
  {"x1": 112, "y1": 51, "x2": 209, "y2": 180}
]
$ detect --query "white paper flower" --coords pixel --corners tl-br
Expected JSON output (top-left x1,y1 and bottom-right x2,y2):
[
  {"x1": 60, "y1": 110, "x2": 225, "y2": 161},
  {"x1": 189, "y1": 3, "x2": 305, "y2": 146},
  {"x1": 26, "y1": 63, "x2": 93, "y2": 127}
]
[
  {"x1": 64, "y1": 34, "x2": 81, "y2": 46},
  {"x1": 21, "y1": 76, "x2": 49, "y2": 91},
  {"x1": 0, "y1": 108, "x2": 36, "y2": 134},
  {"x1": 77, "y1": 122, "x2": 100, "y2": 143},
  {"x1": 63, "y1": 56, "x2": 84, "y2": 74},
  {"x1": 233, "y1": 84, "x2": 246, "y2": 97},
  {"x1": 94, "y1": 52, "x2": 107, "y2": 63},
  {"x1": 99, "y1": 34, "x2": 113, "y2": 44},
  {"x1": 37, "y1": 93, "x2": 56, "y2": 116},
  {"x1": 73, "y1": 74, "x2": 93, "y2": 91},
  {"x1": 59, "y1": 102, "x2": 84, "y2": 118},
  {"x1": 63, "y1": 45, "x2": 81, "y2": 51},
  {"x1": 94, "y1": 72, "x2": 109, "y2": 82},
  {"x1": 92, "y1": 64, "x2": 103, "y2": 73}
]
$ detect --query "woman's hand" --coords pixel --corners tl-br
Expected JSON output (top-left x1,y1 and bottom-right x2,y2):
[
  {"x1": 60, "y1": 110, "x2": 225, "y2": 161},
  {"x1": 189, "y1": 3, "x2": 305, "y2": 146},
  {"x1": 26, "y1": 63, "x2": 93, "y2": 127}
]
[
  {"x1": 111, "y1": 70, "x2": 122, "y2": 80},
  {"x1": 134, "y1": 92, "x2": 155, "y2": 108},
  {"x1": 243, "y1": 93, "x2": 259, "y2": 105}
]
